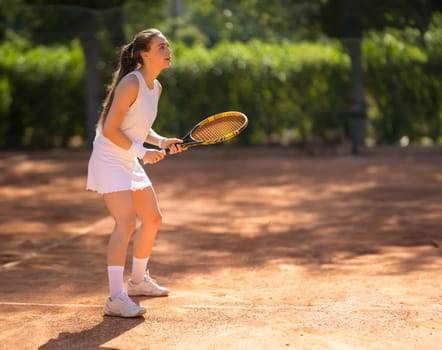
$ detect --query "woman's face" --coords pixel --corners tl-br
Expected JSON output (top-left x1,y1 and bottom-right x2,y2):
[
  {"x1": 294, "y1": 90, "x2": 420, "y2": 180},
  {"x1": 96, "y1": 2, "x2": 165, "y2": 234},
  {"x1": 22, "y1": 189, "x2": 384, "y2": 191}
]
[{"x1": 143, "y1": 34, "x2": 171, "y2": 70}]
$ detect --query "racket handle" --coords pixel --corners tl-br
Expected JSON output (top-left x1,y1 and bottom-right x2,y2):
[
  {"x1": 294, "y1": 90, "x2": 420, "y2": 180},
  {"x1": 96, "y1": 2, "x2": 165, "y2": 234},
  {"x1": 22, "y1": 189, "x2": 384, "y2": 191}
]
[
  {"x1": 143, "y1": 142, "x2": 163, "y2": 151},
  {"x1": 142, "y1": 142, "x2": 184, "y2": 155}
]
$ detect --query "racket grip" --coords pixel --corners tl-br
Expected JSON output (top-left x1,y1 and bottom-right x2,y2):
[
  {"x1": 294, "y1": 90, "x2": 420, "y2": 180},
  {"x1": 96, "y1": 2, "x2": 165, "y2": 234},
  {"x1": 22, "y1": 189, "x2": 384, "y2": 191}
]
[
  {"x1": 142, "y1": 142, "x2": 183, "y2": 155},
  {"x1": 143, "y1": 142, "x2": 163, "y2": 151}
]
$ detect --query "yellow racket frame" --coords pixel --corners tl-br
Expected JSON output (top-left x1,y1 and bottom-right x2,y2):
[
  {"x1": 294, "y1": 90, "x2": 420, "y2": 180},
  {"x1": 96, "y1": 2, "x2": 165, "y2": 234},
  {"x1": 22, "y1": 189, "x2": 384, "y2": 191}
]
[{"x1": 185, "y1": 111, "x2": 248, "y2": 147}]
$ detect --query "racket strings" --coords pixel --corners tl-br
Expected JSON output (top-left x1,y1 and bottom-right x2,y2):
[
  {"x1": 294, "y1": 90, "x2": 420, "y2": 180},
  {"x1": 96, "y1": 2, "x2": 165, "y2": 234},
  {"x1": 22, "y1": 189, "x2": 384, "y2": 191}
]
[{"x1": 191, "y1": 116, "x2": 246, "y2": 141}]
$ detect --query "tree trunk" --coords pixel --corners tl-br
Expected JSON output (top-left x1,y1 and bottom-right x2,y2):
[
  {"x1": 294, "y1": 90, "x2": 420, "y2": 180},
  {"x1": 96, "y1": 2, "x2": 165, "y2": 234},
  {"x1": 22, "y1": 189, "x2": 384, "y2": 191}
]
[
  {"x1": 343, "y1": 38, "x2": 366, "y2": 155},
  {"x1": 79, "y1": 34, "x2": 101, "y2": 148}
]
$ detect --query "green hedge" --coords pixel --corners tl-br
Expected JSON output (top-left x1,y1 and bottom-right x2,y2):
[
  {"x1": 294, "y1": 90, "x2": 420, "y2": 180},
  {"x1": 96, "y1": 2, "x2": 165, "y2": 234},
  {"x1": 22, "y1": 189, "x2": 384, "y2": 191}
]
[
  {"x1": 364, "y1": 31, "x2": 442, "y2": 144},
  {"x1": 0, "y1": 36, "x2": 84, "y2": 148},
  {"x1": 158, "y1": 40, "x2": 349, "y2": 145},
  {"x1": 0, "y1": 34, "x2": 440, "y2": 149}
]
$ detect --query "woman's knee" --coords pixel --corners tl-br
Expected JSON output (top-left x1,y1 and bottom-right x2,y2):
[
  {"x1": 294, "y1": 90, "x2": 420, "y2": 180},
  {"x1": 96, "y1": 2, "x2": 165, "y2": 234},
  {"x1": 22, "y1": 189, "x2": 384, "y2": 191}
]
[
  {"x1": 140, "y1": 210, "x2": 162, "y2": 228},
  {"x1": 150, "y1": 210, "x2": 163, "y2": 227},
  {"x1": 115, "y1": 215, "x2": 137, "y2": 235}
]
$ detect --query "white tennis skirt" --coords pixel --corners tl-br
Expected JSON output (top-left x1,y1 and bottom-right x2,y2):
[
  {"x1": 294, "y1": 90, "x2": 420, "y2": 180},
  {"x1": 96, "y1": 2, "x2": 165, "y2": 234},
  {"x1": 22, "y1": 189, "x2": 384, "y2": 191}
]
[{"x1": 86, "y1": 139, "x2": 151, "y2": 195}]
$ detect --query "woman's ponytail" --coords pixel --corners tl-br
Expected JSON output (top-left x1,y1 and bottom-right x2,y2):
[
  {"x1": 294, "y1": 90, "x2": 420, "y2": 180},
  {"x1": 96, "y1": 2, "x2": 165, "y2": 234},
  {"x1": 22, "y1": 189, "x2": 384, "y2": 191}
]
[{"x1": 119, "y1": 42, "x2": 137, "y2": 79}]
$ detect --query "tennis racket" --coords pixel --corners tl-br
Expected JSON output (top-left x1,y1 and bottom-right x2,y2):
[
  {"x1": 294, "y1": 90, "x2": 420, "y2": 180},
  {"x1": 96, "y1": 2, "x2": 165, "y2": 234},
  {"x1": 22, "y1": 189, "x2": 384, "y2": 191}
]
[{"x1": 163, "y1": 111, "x2": 248, "y2": 154}]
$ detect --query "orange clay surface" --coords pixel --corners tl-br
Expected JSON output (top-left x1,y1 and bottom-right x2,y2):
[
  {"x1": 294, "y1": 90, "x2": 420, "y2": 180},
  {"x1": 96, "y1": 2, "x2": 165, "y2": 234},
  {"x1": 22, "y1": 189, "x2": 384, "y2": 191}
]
[{"x1": 0, "y1": 147, "x2": 441, "y2": 350}]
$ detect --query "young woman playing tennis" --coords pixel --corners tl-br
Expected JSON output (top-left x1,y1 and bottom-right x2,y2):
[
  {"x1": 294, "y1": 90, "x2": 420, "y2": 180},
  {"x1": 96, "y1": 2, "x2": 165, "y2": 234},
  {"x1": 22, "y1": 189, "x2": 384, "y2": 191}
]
[{"x1": 87, "y1": 28, "x2": 185, "y2": 317}]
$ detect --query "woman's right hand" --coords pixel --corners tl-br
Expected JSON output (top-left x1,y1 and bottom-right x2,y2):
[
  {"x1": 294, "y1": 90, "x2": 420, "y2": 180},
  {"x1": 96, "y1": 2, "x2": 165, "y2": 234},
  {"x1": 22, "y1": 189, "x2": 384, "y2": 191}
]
[{"x1": 141, "y1": 149, "x2": 166, "y2": 164}]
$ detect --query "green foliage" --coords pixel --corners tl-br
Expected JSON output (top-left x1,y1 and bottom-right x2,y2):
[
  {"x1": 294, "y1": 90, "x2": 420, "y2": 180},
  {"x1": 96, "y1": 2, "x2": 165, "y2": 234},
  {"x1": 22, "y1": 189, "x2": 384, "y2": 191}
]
[
  {"x1": 320, "y1": 0, "x2": 436, "y2": 38},
  {"x1": 157, "y1": 40, "x2": 349, "y2": 144},
  {"x1": 156, "y1": 33, "x2": 441, "y2": 146},
  {"x1": 0, "y1": 28, "x2": 441, "y2": 148},
  {"x1": 426, "y1": 12, "x2": 442, "y2": 57},
  {"x1": 2, "y1": 1, "x2": 169, "y2": 44},
  {"x1": 0, "y1": 35, "x2": 84, "y2": 148},
  {"x1": 167, "y1": 0, "x2": 322, "y2": 46},
  {"x1": 364, "y1": 25, "x2": 442, "y2": 144}
]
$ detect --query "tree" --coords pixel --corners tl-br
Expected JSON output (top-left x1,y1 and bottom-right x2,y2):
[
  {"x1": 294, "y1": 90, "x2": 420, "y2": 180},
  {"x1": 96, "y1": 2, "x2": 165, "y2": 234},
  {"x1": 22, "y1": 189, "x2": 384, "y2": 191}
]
[
  {"x1": 320, "y1": 0, "x2": 441, "y2": 153},
  {"x1": 173, "y1": 0, "x2": 322, "y2": 46}
]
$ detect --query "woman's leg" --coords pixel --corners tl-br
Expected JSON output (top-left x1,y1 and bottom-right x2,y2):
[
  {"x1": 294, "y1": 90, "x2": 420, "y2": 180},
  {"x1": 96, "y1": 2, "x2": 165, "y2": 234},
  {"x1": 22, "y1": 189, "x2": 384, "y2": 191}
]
[
  {"x1": 103, "y1": 190, "x2": 138, "y2": 265},
  {"x1": 127, "y1": 186, "x2": 169, "y2": 296},
  {"x1": 102, "y1": 190, "x2": 137, "y2": 298},
  {"x1": 102, "y1": 190, "x2": 146, "y2": 317},
  {"x1": 131, "y1": 186, "x2": 162, "y2": 260}
]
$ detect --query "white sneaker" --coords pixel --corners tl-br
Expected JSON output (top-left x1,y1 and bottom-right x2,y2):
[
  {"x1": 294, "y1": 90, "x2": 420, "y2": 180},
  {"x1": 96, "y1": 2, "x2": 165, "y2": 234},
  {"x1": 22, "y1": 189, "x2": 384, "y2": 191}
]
[
  {"x1": 103, "y1": 291, "x2": 146, "y2": 318},
  {"x1": 127, "y1": 270, "x2": 169, "y2": 297}
]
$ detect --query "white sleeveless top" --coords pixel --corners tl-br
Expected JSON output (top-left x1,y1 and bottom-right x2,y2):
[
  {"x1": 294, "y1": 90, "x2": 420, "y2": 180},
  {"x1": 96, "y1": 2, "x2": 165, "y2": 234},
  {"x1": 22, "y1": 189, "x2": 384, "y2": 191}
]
[{"x1": 86, "y1": 70, "x2": 160, "y2": 194}]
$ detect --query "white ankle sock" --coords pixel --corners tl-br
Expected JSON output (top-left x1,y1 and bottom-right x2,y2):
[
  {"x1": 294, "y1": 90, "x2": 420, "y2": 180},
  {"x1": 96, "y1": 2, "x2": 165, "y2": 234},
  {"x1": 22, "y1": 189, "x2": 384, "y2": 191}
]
[
  {"x1": 107, "y1": 266, "x2": 124, "y2": 300},
  {"x1": 131, "y1": 257, "x2": 149, "y2": 284}
]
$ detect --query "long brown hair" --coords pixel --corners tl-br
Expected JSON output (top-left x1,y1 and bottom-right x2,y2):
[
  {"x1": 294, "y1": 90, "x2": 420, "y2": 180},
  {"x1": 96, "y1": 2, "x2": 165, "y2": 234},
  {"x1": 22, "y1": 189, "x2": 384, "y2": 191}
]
[{"x1": 97, "y1": 28, "x2": 162, "y2": 128}]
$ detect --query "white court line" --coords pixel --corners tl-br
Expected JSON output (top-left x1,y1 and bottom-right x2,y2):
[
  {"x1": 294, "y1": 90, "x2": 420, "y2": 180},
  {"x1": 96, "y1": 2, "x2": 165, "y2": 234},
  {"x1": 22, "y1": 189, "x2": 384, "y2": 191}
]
[
  {"x1": 0, "y1": 301, "x2": 440, "y2": 311},
  {"x1": 184, "y1": 304, "x2": 442, "y2": 311},
  {"x1": 0, "y1": 301, "x2": 103, "y2": 308},
  {"x1": 0, "y1": 216, "x2": 111, "y2": 270}
]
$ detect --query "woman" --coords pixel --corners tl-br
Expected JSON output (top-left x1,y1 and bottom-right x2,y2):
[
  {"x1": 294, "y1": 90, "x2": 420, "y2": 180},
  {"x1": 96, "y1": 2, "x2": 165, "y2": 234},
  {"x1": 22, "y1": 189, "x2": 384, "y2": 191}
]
[{"x1": 87, "y1": 28, "x2": 185, "y2": 317}]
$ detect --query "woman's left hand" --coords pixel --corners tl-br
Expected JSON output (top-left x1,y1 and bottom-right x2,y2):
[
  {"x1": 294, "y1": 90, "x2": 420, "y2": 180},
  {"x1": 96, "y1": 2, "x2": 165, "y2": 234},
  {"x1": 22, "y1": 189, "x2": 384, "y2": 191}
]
[{"x1": 162, "y1": 138, "x2": 187, "y2": 154}]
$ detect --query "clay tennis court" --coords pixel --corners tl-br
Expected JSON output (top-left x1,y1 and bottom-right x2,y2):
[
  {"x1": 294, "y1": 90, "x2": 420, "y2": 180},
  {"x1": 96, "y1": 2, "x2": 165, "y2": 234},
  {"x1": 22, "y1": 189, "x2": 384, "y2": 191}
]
[{"x1": 0, "y1": 147, "x2": 441, "y2": 349}]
